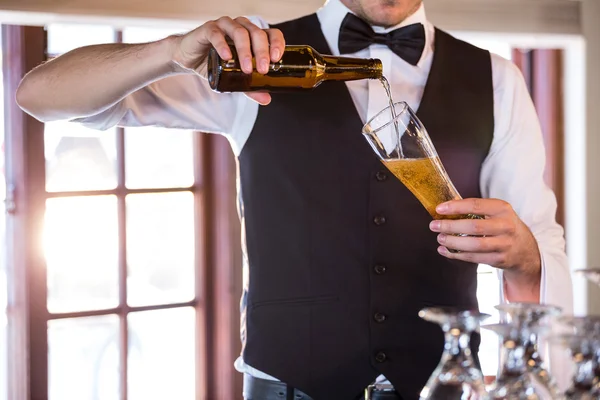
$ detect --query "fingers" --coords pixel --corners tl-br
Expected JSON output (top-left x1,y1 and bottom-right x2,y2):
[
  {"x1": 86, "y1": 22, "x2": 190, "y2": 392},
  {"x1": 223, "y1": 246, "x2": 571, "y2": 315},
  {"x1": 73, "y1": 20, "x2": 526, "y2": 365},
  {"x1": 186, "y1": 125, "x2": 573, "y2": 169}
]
[
  {"x1": 201, "y1": 17, "x2": 284, "y2": 75},
  {"x1": 429, "y1": 218, "x2": 516, "y2": 237},
  {"x1": 234, "y1": 17, "x2": 272, "y2": 74},
  {"x1": 436, "y1": 245, "x2": 510, "y2": 268},
  {"x1": 436, "y1": 198, "x2": 514, "y2": 218},
  {"x1": 213, "y1": 17, "x2": 253, "y2": 73},
  {"x1": 436, "y1": 233, "x2": 509, "y2": 254},
  {"x1": 265, "y1": 28, "x2": 285, "y2": 62},
  {"x1": 196, "y1": 21, "x2": 232, "y2": 61}
]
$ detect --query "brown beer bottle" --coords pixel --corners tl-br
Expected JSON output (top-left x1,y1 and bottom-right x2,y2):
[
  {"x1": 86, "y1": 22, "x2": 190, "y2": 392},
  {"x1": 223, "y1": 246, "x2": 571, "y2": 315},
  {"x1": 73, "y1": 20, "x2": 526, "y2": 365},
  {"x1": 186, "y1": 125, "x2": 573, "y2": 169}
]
[{"x1": 207, "y1": 44, "x2": 383, "y2": 92}]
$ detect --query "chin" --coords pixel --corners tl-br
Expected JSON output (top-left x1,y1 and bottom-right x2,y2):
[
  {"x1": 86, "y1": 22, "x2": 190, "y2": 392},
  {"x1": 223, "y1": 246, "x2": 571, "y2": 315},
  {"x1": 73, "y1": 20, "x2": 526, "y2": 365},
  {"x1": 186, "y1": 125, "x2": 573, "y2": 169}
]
[
  {"x1": 368, "y1": 3, "x2": 420, "y2": 26},
  {"x1": 369, "y1": 13, "x2": 408, "y2": 27},
  {"x1": 350, "y1": 0, "x2": 421, "y2": 27}
]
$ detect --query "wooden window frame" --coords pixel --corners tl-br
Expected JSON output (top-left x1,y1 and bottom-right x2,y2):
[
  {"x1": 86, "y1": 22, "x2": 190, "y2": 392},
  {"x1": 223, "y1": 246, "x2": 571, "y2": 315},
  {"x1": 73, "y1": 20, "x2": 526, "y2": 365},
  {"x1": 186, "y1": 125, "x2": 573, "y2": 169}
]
[{"x1": 3, "y1": 24, "x2": 243, "y2": 400}]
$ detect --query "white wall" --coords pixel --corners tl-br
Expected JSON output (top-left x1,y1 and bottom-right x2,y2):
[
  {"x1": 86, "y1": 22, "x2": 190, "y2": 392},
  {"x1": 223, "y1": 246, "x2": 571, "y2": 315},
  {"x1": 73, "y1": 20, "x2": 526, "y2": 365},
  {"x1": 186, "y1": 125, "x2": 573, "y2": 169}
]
[
  {"x1": 0, "y1": 0, "x2": 323, "y2": 24},
  {"x1": 426, "y1": 0, "x2": 580, "y2": 35},
  {"x1": 0, "y1": 0, "x2": 582, "y2": 33},
  {"x1": 582, "y1": 0, "x2": 600, "y2": 315}
]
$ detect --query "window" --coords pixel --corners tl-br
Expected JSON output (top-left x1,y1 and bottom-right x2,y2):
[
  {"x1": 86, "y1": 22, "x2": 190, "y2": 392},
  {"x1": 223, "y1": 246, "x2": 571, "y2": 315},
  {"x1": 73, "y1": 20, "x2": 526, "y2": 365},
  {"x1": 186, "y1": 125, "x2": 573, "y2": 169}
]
[
  {"x1": 5, "y1": 23, "x2": 243, "y2": 400},
  {"x1": 44, "y1": 24, "x2": 197, "y2": 400}
]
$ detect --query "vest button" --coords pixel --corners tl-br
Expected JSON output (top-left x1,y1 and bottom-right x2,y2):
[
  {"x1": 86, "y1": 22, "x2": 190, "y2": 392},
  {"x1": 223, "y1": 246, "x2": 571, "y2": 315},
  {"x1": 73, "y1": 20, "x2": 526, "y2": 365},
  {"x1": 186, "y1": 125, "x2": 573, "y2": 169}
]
[
  {"x1": 374, "y1": 312, "x2": 387, "y2": 323},
  {"x1": 374, "y1": 264, "x2": 387, "y2": 275},
  {"x1": 375, "y1": 171, "x2": 388, "y2": 181},
  {"x1": 373, "y1": 215, "x2": 387, "y2": 226},
  {"x1": 375, "y1": 351, "x2": 387, "y2": 363}
]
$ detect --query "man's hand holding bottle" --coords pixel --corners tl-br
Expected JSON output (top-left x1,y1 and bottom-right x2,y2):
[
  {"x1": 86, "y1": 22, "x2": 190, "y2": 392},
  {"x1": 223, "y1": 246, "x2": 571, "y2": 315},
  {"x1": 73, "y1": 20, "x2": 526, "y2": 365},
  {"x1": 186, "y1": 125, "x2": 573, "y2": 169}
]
[
  {"x1": 172, "y1": 16, "x2": 285, "y2": 105},
  {"x1": 16, "y1": 16, "x2": 285, "y2": 120}
]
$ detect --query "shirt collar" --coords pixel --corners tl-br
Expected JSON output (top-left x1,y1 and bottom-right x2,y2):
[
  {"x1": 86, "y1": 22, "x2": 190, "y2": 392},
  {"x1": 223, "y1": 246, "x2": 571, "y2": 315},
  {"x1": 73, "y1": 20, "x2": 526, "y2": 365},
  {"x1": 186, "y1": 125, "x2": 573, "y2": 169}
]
[{"x1": 316, "y1": 0, "x2": 433, "y2": 65}]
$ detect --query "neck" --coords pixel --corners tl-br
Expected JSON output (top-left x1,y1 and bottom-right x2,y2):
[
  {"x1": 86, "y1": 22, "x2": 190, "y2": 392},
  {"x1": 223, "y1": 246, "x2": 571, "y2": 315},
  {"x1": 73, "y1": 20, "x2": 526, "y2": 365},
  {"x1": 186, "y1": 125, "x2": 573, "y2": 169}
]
[{"x1": 338, "y1": 0, "x2": 422, "y2": 28}]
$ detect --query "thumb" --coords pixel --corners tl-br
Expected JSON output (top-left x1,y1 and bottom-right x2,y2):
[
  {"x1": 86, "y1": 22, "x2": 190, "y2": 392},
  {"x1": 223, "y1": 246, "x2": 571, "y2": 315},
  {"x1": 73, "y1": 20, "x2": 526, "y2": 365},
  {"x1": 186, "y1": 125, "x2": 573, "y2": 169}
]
[{"x1": 244, "y1": 92, "x2": 272, "y2": 106}]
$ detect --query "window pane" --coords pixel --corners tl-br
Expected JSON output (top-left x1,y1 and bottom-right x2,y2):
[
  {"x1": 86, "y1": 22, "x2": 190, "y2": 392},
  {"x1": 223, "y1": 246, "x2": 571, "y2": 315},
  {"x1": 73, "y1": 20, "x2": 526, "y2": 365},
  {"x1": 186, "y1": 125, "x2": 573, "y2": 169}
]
[
  {"x1": 47, "y1": 24, "x2": 115, "y2": 55},
  {"x1": 49, "y1": 315, "x2": 120, "y2": 400},
  {"x1": 45, "y1": 196, "x2": 119, "y2": 313},
  {"x1": 122, "y1": 27, "x2": 189, "y2": 44},
  {"x1": 126, "y1": 192, "x2": 195, "y2": 306},
  {"x1": 45, "y1": 121, "x2": 118, "y2": 192},
  {"x1": 125, "y1": 128, "x2": 194, "y2": 189},
  {"x1": 128, "y1": 308, "x2": 195, "y2": 400}
]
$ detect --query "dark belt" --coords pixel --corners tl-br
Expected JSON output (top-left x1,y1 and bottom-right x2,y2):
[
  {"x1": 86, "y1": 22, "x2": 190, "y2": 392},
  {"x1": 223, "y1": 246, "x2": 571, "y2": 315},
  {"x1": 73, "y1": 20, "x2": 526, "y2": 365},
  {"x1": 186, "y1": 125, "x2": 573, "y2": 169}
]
[
  {"x1": 243, "y1": 375, "x2": 402, "y2": 400},
  {"x1": 364, "y1": 384, "x2": 401, "y2": 400}
]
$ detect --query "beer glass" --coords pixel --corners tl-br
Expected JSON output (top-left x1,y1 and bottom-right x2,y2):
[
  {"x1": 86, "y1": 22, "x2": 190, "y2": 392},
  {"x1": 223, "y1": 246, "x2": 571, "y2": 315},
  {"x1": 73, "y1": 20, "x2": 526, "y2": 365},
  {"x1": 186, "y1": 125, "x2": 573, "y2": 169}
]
[
  {"x1": 418, "y1": 308, "x2": 490, "y2": 400},
  {"x1": 362, "y1": 102, "x2": 482, "y2": 222}
]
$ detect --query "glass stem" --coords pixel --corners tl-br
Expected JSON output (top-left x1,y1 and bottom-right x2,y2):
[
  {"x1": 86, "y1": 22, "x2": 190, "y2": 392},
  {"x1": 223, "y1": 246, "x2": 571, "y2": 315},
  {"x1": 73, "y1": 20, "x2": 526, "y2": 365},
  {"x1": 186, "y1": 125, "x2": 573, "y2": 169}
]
[
  {"x1": 441, "y1": 330, "x2": 474, "y2": 367},
  {"x1": 571, "y1": 355, "x2": 597, "y2": 392},
  {"x1": 498, "y1": 341, "x2": 528, "y2": 377},
  {"x1": 524, "y1": 333, "x2": 542, "y2": 367}
]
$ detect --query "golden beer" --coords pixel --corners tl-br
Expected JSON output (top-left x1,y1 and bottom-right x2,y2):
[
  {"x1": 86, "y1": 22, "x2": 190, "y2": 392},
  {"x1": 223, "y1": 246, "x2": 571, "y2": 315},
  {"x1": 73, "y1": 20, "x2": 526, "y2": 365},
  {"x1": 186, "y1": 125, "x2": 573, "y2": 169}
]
[{"x1": 383, "y1": 157, "x2": 468, "y2": 220}]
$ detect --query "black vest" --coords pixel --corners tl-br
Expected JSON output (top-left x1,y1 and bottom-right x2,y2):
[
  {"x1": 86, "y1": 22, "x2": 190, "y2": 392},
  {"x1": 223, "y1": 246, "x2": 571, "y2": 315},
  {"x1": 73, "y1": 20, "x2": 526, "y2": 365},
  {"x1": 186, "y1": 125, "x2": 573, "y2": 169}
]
[{"x1": 238, "y1": 14, "x2": 494, "y2": 400}]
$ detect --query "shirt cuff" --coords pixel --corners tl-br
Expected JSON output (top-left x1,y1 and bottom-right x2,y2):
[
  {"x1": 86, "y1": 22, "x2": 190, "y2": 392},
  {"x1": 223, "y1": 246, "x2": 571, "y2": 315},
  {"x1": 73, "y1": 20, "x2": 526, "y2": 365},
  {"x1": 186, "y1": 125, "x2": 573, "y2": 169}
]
[
  {"x1": 498, "y1": 250, "x2": 546, "y2": 305},
  {"x1": 498, "y1": 248, "x2": 573, "y2": 314}
]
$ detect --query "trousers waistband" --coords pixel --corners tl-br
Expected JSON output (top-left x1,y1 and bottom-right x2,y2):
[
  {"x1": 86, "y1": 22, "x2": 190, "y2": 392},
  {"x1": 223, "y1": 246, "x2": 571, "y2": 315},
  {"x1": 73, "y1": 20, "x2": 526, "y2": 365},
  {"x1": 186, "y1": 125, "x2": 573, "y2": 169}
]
[
  {"x1": 242, "y1": 375, "x2": 403, "y2": 400},
  {"x1": 243, "y1": 374, "x2": 310, "y2": 400}
]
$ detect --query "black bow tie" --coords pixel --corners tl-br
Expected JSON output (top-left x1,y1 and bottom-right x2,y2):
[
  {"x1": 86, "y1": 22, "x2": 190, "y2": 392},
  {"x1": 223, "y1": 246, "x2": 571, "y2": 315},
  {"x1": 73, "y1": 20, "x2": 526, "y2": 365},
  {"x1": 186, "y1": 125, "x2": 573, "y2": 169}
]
[{"x1": 338, "y1": 13, "x2": 426, "y2": 66}]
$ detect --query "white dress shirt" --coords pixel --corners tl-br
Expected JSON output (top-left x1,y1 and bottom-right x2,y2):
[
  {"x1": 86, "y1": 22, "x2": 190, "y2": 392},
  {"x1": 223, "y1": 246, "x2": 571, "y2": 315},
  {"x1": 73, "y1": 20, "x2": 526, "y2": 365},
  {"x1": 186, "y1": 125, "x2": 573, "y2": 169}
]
[{"x1": 76, "y1": 0, "x2": 574, "y2": 390}]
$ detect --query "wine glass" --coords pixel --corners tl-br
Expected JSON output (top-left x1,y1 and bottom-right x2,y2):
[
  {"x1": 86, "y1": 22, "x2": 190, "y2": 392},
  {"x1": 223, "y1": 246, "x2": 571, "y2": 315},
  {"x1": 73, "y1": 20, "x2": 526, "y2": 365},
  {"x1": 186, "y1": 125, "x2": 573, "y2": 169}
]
[
  {"x1": 551, "y1": 316, "x2": 600, "y2": 399},
  {"x1": 483, "y1": 322, "x2": 546, "y2": 399},
  {"x1": 495, "y1": 303, "x2": 564, "y2": 399},
  {"x1": 418, "y1": 307, "x2": 490, "y2": 400},
  {"x1": 575, "y1": 269, "x2": 600, "y2": 287}
]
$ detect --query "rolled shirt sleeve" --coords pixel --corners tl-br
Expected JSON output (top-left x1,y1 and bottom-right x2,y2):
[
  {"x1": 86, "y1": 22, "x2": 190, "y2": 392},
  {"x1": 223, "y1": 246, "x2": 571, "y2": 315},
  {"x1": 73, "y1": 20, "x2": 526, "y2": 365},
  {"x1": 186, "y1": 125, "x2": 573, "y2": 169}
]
[{"x1": 72, "y1": 15, "x2": 270, "y2": 156}]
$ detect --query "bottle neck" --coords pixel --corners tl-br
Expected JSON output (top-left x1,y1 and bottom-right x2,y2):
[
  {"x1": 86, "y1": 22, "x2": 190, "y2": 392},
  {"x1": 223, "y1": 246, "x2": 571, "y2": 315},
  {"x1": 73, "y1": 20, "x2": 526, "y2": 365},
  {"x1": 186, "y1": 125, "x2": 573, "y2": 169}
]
[{"x1": 321, "y1": 55, "x2": 383, "y2": 81}]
